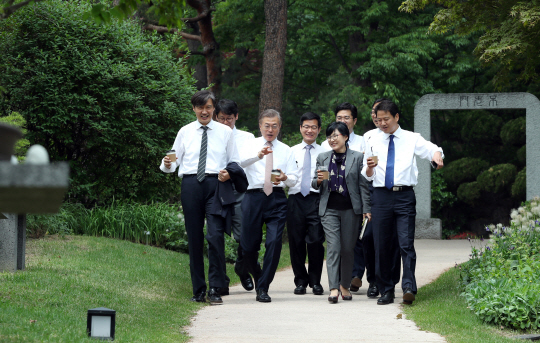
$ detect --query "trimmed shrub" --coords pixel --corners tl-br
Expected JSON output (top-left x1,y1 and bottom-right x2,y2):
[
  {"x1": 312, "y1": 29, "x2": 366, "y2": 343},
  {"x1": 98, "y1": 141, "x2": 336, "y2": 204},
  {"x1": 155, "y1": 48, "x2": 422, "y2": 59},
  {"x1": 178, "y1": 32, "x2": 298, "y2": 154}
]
[
  {"x1": 511, "y1": 168, "x2": 526, "y2": 199},
  {"x1": 457, "y1": 181, "x2": 481, "y2": 205},
  {"x1": 461, "y1": 112, "x2": 503, "y2": 144},
  {"x1": 0, "y1": 0, "x2": 196, "y2": 205},
  {"x1": 476, "y1": 164, "x2": 517, "y2": 194},
  {"x1": 443, "y1": 157, "x2": 489, "y2": 188},
  {"x1": 500, "y1": 117, "x2": 526, "y2": 146},
  {"x1": 517, "y1": 144, "x2": 526, "y2": 166}
]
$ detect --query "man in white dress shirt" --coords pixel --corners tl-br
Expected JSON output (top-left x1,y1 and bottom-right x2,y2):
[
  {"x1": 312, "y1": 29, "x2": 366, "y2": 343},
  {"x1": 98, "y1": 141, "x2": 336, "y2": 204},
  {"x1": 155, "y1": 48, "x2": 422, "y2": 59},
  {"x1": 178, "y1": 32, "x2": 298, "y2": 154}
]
[
  {"x1": 362, "y1": 100, "x2": 444, "y2": 305},
  {"x1": 239, "y1": 109, "x2": 299, "y2": 302},
  {"x1": 160, "y1": 90, "x2": 240, "y2": 304},
  {"x1": 321, "y1": 102, "x2": 365, "y2": 153},
  {"x1": 287, "y1": 112, "x2": 326, "y2": 296},
  {"x1": 215, "y1": 99, "x2": 256, "y2": 294}
]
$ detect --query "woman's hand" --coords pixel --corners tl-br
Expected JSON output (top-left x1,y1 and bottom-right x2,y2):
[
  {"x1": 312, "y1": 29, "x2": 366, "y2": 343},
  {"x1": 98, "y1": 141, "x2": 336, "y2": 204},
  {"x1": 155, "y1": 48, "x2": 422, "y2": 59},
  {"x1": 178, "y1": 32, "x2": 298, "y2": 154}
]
[
  {"x1": 316, "y1": 170, "x2": 324, "y2": 186},
  {"x1": 363, "y1": 213, "x2": 372, "y2": 222}
]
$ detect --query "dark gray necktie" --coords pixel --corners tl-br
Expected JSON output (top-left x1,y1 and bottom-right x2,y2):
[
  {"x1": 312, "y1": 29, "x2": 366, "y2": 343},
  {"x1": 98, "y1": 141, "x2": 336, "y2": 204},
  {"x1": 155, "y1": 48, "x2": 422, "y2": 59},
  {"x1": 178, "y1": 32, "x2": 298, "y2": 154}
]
[{"x1": 197, "y1": 126, "x2": 209, "y2": 182}]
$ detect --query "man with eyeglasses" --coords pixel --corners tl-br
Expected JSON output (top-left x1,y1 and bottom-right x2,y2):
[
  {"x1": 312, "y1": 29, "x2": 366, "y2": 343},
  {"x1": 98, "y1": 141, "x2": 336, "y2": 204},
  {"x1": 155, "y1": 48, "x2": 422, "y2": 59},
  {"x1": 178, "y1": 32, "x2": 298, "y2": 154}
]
[
  {"x1": 239, "y1": 109, "x2": 299, "y2": 302},
  {"x1": 321, "y1": 102, "x2": 365, "y2": 153},
  {"x1": 160, "y1": 90, "x2": 240, "y2": 305},
  {"x1": 214, "y1": 99, "x2": 256, "y2": 295},
  {"x1": 287, "y1": 112, "x2": 326, "y2": 296}
]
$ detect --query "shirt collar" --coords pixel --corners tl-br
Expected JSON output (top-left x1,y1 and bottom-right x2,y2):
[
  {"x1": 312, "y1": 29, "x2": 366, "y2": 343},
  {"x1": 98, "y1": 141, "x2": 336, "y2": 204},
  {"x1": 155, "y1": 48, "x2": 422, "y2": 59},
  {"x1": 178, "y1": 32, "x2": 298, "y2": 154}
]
[
  {"x1": 198, "y1": 119, "x2": 216, "y2": 130},
  {"x1": 301, "y1": 140, "x2": 318, "y2": 149},
  {"x1": 263, "y1": 136, "x2": 279, "y2": 146},
  {"x1": 384, "y1": 126, "x2": 402, "y2": 139}
]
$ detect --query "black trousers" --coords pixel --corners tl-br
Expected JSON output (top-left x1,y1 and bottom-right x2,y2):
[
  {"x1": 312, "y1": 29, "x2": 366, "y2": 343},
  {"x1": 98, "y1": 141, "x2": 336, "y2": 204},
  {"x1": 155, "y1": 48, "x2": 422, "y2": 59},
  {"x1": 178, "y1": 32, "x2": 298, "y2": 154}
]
[
  {"x1": 240, "y1": 190, "x2": 287, "y2": 291},
  {"x1": 286, "y1": 193, "x2": 325, "y2": 288},
  {"x1": 181, "y1": 175, "x2": 227, "y2": 295},
  {"x1": 372, "y1": 187, "x2": 417, "y2": 294}
]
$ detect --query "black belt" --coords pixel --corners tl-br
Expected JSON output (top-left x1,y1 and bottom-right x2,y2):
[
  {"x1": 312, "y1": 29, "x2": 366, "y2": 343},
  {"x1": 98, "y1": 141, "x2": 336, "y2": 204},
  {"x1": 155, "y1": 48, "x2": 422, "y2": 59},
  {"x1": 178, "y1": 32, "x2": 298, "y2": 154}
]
[
  {"x1": 291, "y1": 191, "x2": 319, "y2": 196},
  {"x1": 184, "y1": 173, "x2": 219, "y2": 178},
  {"x1": 246, "y1": 187, "x2": 285, "y2": 193},
  {"x1": 375, "y1": 186, "x2": 413, "y2": 192}
]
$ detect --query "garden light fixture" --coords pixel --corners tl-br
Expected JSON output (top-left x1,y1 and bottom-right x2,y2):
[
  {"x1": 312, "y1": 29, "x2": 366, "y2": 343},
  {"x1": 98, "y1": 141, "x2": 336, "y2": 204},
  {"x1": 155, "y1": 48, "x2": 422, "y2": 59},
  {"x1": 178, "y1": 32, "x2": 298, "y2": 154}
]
[{"x1": 87, "y1": 307, "x2": 116, "y2": 341}]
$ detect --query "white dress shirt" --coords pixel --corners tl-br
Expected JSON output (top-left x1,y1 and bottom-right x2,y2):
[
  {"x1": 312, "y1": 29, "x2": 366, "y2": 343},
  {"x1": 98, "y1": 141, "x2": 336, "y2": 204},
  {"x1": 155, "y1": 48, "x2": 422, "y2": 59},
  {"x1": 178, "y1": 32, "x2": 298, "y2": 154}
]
[
  {"x1": 321, "y1": 131, "x2": 365, "y2": 153},
  {"x1": 160, "y1": 119, "x2": 239, "y2": 177},
  {"x1": 288, "y1": 141, "x2": 325, "y2": 195},
  {"x1": 233, "y1": 127, "x2": 255, "y2": 149},
  {"x1": 361, "y1": 126, "x2": 443, "y2": 187},
  {"x1": 363, "y1": 128, "x2": 383, "y2": 153},
  {"x1": 240, "y1": 137, "x2": 299, "y2": 189}
]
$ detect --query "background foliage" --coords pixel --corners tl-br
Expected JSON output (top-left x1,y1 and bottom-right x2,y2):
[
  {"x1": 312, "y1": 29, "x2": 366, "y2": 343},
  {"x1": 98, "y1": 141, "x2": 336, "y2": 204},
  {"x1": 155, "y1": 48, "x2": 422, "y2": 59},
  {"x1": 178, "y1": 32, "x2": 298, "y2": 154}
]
[{"x1": 0, "y1": 0, "x2": 196, "y2": 206}]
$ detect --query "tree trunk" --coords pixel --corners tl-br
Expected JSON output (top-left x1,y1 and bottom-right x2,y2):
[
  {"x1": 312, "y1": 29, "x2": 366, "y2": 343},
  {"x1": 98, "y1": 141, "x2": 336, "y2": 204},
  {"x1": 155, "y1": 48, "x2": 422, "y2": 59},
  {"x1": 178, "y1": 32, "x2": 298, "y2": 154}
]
[
  {"x1": 258, "y1": 0, "x2": 287, "y2": 115},
  {"x1": 186, "y1": 22, "x2": 208, "y2": 90}
]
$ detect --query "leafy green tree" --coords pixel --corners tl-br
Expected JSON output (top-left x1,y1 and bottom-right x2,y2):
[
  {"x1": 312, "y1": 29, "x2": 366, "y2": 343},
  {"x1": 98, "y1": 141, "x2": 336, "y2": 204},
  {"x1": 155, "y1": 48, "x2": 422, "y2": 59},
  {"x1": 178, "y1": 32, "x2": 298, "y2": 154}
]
[
  {"x1": 0, "y1": 0, "x2": 196, "y2": 205},
  {"x1": 400, "y1": 0, "x2": 540, "y2": 84}
]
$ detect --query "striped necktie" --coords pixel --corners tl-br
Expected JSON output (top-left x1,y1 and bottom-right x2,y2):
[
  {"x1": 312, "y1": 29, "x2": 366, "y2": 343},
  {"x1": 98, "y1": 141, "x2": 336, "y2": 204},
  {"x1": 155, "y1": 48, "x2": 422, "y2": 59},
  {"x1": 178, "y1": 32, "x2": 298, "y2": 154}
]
[{"x1": 197, "y1": 126, "x2": 209, "y2": 182}]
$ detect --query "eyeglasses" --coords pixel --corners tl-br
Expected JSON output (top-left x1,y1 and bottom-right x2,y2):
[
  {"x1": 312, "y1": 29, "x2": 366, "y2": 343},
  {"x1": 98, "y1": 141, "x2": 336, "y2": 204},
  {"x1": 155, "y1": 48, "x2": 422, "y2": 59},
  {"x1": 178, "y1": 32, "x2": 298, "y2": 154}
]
[
  {"x1": 327, "y1": 134, "x2": 342, "y2": 141},
  {"x1": 301, "y1": 125, "x2": 319, "y2": 131},
  {"x1": 217, "y1": 117, "x2": 235, "y2": 123},
  {"x1": 336, "y1": 116, "x2": 352, "y2": 121},
  {"x1": 263, "y1": 124, "x2": 279, "y2": 130}
]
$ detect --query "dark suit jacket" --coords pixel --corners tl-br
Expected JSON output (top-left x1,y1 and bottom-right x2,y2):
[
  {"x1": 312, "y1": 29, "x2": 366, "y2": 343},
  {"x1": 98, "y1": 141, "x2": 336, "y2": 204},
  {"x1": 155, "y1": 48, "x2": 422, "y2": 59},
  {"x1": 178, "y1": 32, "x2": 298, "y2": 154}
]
[
  {"x1": 311, "y1": 149, "x2": 371, "y2": 216},
  {"x1": 209, "y1": 162, "x2": 248, "y2": 235}
]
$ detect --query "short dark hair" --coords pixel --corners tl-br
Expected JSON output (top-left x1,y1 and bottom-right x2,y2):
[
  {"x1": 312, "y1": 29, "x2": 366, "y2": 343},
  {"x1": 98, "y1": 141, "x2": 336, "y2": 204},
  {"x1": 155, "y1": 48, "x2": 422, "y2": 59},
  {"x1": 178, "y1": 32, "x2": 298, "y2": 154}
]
[
  {"x1": 334, "y1": 102, "x2": 358, "y2": 119},
  {"x1": 372, "y1": 98, "x2": 390, "y2": 107},
  {"x1": 215, "y1": 99, "x2": 238, "y2": 117},
  {"x1": 374, "y1": 100, "x2": 399, "y2": 118},
  {"x1": 299, "y1": 112, "x2": 321, "y2": 127},
  {"x1": 326, "y1": 122, "x2": 349, "y2": 143},
  {"x1": 191, "y1": 90, "x2": 216, "y2": 107}
]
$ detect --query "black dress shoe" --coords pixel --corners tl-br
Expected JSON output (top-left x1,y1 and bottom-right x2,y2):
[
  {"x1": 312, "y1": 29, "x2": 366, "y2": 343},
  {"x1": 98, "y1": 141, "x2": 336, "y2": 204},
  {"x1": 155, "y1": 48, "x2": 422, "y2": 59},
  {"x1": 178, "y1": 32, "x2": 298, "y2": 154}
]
[
  {"x1": 256, "y1": 289, "x2": 272, "y2": 302},
  {"x1": 403, "y1": 288, "x2": 416, "y2": 304},
  {"x1": 216, "y1": 287, "x2": 229, "y2": 296},
  {"x1": 367, "y1": 283, "x2": 380, "y2": 298},
  {"x1": 312, "y1": 284, "x2": 324, "y2": 295},
  {"x1": 350, "y1": 276, "x2": 362, "y2": 292},
  {"x1": 377, "y1": 291, "x2": 395, "y2": 305},
  {"x1": 190, "y1": 292, "x2": 206, "y2": 302},
  {"x1": 207, "y1": 288, "x2": 223, "y2": 304},
  {"x1": 294, "y1": 285, "x2": 306, "y2": 295},
  {"x1": 235, "y1": 262, "x2": 255, "y2": 291}
]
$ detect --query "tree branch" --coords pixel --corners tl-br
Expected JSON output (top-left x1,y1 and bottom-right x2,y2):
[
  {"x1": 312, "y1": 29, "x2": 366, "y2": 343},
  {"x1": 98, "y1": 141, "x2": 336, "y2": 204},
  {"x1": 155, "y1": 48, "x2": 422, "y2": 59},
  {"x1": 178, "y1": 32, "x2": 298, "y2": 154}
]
[
  {"x1": 143, "y1": 24, "x2": 202, "y2": 41},
  {"x1": 1, "y1": 0, "x2": 47, "y2": 19},
  {"x1": 181, "y1": 8, "x2": 215, "y2": 23},
  {"x1": 328, "y1": 33, "x2": 352, "y2": 74},
  {"x1": 177, "y1": 50, "x2": 206, "y2": 56}
]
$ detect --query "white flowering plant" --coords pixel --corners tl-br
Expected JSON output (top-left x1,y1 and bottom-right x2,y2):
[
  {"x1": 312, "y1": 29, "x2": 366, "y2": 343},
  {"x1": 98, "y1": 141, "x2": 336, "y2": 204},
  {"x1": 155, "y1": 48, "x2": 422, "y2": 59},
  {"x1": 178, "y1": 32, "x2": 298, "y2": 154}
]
[{"x1": 459, "y1": 197, "x2": 540, "y2": 330}]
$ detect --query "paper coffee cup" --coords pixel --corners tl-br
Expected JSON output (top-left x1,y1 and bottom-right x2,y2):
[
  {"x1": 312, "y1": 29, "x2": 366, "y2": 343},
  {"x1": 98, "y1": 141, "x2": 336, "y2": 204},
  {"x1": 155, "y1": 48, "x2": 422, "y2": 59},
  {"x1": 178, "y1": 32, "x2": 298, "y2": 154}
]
[
  {"x1": 319, "y1": 166, "x2": 330, "y2": 180},
  {"x1": 371, "y1": 156, "x2": 379, "y2": 164},
  {"x1": 270, "y1": 169, "x2": 280, "y2": 182},
  {"x1": 167, "y1": 150, "x2": 176, "y2": 161}
]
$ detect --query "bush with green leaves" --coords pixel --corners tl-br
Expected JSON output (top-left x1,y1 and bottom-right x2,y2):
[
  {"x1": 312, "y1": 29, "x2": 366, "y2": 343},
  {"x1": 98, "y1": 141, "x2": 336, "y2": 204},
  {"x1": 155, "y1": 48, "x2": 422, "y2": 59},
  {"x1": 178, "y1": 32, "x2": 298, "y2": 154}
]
[
  {"x1": 457, "y1": 181, "x2": 481, "y2": 205},
  {"x1": 512, "y1": 168, "x2": 526, "y2": 199},
  {"x1": 0, "y1": 0, "x2": 196, "y2": 205},
  {"x1": 0, "y1": 111, "x2": 30, "y2": 161},
  {"x1": 461, "y1": 112, "x2": 503, "y2": 144},
  {"x1": 500, "y1": 117, "x2": 526, "y2": 146},
  {"x1": 460, "y1": 198, "x2": 540, "y2": 330},
  {"x1": 442, "y1": 157, "x2": 490, "y2": 189},
  {"x1": 476, "y1": 164, "x2": 517, "y2": 194}
]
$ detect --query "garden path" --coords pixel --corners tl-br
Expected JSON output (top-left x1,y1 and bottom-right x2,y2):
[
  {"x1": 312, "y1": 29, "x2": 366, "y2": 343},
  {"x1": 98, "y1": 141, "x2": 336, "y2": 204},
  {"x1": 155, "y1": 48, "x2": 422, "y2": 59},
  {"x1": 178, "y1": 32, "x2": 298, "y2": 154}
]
[{"x1": 187, "y1": 239, "x2": 476, "y2": 342}]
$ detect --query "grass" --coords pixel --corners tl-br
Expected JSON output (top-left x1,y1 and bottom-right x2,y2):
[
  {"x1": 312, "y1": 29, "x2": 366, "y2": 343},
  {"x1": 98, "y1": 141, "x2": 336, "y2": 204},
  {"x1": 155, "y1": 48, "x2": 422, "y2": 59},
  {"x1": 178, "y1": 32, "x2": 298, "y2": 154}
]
[
  {"x1": 402, "y1": 267, "x2": 525, "y2": 343},
  {"x1": 0, "y1": 235, "x2": 291, "y2": 342}
]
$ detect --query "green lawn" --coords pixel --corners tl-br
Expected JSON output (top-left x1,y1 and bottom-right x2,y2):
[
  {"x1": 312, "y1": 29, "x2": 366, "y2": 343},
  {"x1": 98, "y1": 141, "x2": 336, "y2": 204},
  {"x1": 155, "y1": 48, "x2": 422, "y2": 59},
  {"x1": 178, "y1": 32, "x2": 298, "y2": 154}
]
[
  {"x1": 402, "y1": 267, "x2": 525, "y2": 343},
  {"x1": 0, "y1": 236, "x2": 291, "y2": 342}
]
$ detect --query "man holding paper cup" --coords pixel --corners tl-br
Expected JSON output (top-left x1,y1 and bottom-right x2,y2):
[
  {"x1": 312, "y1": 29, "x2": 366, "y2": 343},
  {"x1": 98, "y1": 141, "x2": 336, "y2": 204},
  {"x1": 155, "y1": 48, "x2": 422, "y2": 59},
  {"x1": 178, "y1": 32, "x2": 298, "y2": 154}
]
[
  {"x1": 160, "y1": 90, "x2": 240, "y2": 305},
  {"x1": 362, "y1": 99, "x2": 444, "y2": 305},
  {"x1": 238, "y1": 109, "x2": 299, "y2": 303},
  {"x1": 286, "y1": 112, "x2": 326, "y2": 296}
]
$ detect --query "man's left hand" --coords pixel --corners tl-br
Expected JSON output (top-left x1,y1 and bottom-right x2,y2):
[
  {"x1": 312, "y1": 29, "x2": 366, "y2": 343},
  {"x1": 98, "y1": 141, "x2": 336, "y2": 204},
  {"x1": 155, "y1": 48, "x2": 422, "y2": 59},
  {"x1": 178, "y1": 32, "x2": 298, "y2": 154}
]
[
  {"x1": 274, "y1": 168, "x2": 287, "y2": 185},
  {"x1": 432, "y1": 151, "x2": 444, "y2": 170},
  {"x1": 218, "y1": 170, "x2": 231, "y2": 182},
  {"x1": 363, "y1": 213, "x2": 372, "y2": 222}
]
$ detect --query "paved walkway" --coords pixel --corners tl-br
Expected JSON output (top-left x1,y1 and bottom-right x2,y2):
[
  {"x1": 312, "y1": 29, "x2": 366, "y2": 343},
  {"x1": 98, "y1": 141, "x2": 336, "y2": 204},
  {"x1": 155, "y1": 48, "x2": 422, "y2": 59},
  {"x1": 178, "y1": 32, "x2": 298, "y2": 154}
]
[{"x1": 187, "y1": 239, "x2": 474, "y2": 343}]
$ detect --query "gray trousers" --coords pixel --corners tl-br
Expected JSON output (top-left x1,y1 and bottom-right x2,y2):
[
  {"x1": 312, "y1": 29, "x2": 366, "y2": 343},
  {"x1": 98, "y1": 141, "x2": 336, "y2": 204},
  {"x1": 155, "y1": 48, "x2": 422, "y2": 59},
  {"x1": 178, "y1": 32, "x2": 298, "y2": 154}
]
[{"x1": 321, "y1": 207, "x2": 361, "y2": 290}]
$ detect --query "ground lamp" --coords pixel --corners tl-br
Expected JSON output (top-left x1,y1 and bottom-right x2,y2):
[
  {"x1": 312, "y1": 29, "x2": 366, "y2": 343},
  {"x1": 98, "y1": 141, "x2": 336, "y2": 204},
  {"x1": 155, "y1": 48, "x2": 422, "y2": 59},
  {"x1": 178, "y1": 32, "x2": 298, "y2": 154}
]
[{"x1": 87, "y1": 307, "x2": 116, "y2": 340}]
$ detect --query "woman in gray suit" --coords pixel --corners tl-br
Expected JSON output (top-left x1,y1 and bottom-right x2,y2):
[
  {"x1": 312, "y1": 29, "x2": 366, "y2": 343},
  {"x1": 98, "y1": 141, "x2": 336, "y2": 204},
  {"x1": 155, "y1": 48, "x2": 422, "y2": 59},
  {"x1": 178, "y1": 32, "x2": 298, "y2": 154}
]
[{"x1": 312, "y1": 122, "x2": 371, "y2": 303}]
